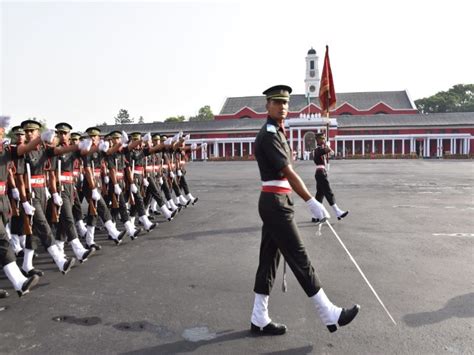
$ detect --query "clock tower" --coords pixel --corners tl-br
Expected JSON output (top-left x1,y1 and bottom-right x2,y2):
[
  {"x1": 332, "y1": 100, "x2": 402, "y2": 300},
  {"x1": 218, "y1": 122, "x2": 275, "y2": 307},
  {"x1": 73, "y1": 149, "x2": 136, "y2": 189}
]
[{"x1": 305, "y1": 47, "x2": 320, "y2": 98}]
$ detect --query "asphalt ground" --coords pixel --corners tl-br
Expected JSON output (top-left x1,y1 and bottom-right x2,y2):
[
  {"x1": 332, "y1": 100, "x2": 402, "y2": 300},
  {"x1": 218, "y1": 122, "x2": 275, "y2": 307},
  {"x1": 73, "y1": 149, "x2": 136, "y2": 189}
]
[{"x1": 0, "y1": 159, "x2": 473, "y2": 354}]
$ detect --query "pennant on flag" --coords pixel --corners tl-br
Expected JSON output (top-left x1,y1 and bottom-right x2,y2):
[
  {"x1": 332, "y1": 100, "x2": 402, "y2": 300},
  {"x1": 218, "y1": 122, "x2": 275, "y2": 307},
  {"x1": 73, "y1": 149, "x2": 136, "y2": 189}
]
[{"x1": 319, "y1": 45, "x2": 336, "y2": 115}]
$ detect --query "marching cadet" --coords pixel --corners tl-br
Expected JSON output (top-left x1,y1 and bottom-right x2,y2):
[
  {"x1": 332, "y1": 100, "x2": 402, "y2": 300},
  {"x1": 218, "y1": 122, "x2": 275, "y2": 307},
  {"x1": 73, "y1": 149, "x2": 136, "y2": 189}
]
[
  {"x1": 0, "y1": 117, "x2": 42, "y2": 297},
  {"x1": 162, "y1": 135, "x2": 190, "y2": 208},
  {"x1": 124, "y1": 132, "x2": 157, "y2": 231},
  {"x1": 157, "y1": 135, "x2": 181, "y2": 213},
  {"x1": 174, "y1": 134, "x2": 198, "y2": 205},
  {"x1": 313, "y1": 132, "x2": 348, "y2": 221},
  {"x1": 250, "y1": 85, "x2": 359, "y2": 335},
  {"x1": 142, "y1": 133, "x2": 177, "y2": 221},
  {"x1": 81, "y1": 127, "x2": 126, "y2": 249},
  {"x1": 20, "y1": 119, "x2": 81, "y2": 276},
  {"x1": 51, "y1": 123, "x2": 95, "y2": 262},
  {"x1": 70, "y1": 132, "x2": 88, "y2": 238},
  {"x1": 8, "y1": 126, "x2": 27, "y2": 257},
  {"x1": 104, "y1": 130, "x2": 142, "y2": 239}
]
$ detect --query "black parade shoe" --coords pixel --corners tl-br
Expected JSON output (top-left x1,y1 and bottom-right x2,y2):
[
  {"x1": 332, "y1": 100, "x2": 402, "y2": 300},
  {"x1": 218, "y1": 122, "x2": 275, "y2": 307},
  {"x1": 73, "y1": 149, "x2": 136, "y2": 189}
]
[
  {"x1": 145, "y1": 223, "x2": 157, "y2": 232},
  {"x1": 130, "y1": 227, "x2": 142, "y2": 240},
  {"x1": 21, "y1": 268, "x2": 44, "y2": 278},
  {"x1": 337, "y1": 211, "x2": 349, "y2": 220},
  {"x1": 79, "y1": 248, "x2": 95, "y2": 264},
  {"x1": 168, "y1": 209, "x2": 178, "y2": 221},
  {"x1": 0, "y1": 289, "x2": 9, "y2": 299},
  {"x1": 250, "y1": 322, "x2": 287, "y2": 336},
  {"x1": 327, "y1": 305, "x2": 360, "y2": 333},
  {"x1": 192, "y1": 197, "x2": 199, "y2": 205},
  {"x1": 61, "y1": 258, "x2": 76, "y2": 275},
  {"x1": 87, "y1": 243, "x2": 102, "y2": 251},
  {"x1": 114, "y1": 230, "x2": 127, "y2": 245},
  {"x1": 15, "y1": 250, "x2": 24, "y2": 258},
  {"x1": 17, "y1": 274, "x2": 40, "y2": 297},
  {"x1": 311, "y1": 217, "x2": 327, "y2": 225}
]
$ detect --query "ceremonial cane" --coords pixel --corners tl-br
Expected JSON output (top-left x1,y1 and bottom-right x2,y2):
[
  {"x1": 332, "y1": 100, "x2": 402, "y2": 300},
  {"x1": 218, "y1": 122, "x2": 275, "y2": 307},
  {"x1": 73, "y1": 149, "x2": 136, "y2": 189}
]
[
  {"x1": 324, "y1": 220, "x2": 397, "y2": 325},
  {"x1": 282, "y1": 261, "x2": 287, "y2": 292}
]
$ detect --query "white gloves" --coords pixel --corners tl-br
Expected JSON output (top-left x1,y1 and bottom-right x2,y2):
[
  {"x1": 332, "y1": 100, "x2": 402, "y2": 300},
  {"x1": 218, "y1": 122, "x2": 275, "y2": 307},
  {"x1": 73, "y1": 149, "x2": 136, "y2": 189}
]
[
  {"x1": 114, "y1": 184, "x2": 122, "y2": 195},
  {"x1": 143, "y1": 133, "x2": 152, "y2": 142},
  {"x1": 191, "y1": 143, "x2": 197, "y2": 150},
  {"x1": 121, "y1": 131, "x2": 129, "y2": 146},
  {"x1": 143, "y1": 178, "x2": 149, "y2": 187},
  {"x1": 183, "y1": 134, "x2": 190, "y2": 141},
  {"x1": 79, "y1": 138, "x2": 92, "y2": 152},
  {"x1": 177, "y1": 170, "x2": 183, "y2": 177},
  {"x1": 91, "y1": 188, "x2": 101, "y2": 201},
  {"x1": 11, "y1": 188, "x2": 20, "y2": 201},
  {"x1": 104, "y1": 176, "x2": 110, "y2": 184},
  {"x1": 130, "y1": 183, "x2": 138, "y2": 194},
  {"x1": 169, "y1": 171, "x2": 175, "y2": 179},
  {"x1": 164, "y1": 138, "x2": 172, "y2": 145},
  {"x1": 45, "y1": 187, "x2": 51, "y2": 200},
  {"x1": 158, "y1": 177, "x2": 164, "y2": 185},
  {"x1": 41, "y1": 129, "x2": 56, "y2": 144},
  {"x1": 99, "y1": 140, "x2": 110, "y2": 152},
  {"x1": 52, "y1": 192, "x2": 63, "y2": 206},
  {"x1": 22, "y1": 201, "x2": 35, "y2": 216},
  {"x1": 306, "y1": 197, "x2": 330, "y2": 221},
  {"x1": 79, "y1": 173, "x2": 84, "y2": 182}
]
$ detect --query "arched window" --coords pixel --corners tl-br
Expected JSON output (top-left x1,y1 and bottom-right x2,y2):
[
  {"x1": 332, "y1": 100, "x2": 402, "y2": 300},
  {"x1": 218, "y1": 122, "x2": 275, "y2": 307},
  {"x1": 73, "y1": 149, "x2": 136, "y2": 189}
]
[
  {"x1": 339, "y1": 112, "x2": 352, "y2": 116},
  {"x1": 239, "y1": 116, "x2": 251, "y2": 119},
  {"x1": 375, "y1": 111, "x2": 387, "y2": 115}
]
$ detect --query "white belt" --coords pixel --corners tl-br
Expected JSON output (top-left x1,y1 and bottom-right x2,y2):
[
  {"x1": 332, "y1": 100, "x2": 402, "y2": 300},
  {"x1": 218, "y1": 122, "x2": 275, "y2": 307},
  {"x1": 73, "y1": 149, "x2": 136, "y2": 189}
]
[
  {"x1": 262, "y1": 180, "x2": 291, "y2": 189},
  {"x1": 316, "y1": 165, "x2": 326, "y2": 170}
]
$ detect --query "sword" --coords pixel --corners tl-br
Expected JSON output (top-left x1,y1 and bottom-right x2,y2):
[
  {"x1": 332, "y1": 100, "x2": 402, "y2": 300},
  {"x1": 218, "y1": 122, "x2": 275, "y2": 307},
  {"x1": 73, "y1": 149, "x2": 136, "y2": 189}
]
[
  {"x1": 282, "y1": 261, "x2": 287, "y2": 293},
  {"x1": 324, "y1": 220, "x2": 397, "y2": 325},
  {"x1": 26, "y1": 163, "x2": 34, "y2": 227}
]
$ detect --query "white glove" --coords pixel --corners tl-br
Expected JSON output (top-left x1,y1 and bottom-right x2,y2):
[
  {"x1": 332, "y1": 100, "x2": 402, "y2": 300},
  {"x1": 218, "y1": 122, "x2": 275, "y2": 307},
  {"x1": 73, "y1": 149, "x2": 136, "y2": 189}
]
[
  {"x1": 164, "y1": 138, "x2": 172, "y2": 145},
  {"x1": 130, "y1": 183, "x2": 138, "y2": 194},
  {"x1": 143, "y1": 178, "x2": 149, "y2": 187},
  {"x1": 184, "y1": 134, "x2": 190, "y2": 141},
  {"x1": 103, "y1": 175, "x2": 110, "y2": 184},
  {"x1": 121, "y1": 131, "x2": 129, "y2": 146},
  {"x1": 79, "y1": 138, "x2": 92, "y2": 152},
  {"x1": 114, "y1": 184, "x2": 122, "y2": 195},
  {"x1": 177, "y1": 170, "x2": 183, "y2": 177},
  {"x1": 99, "y1": 140, "x2": 110, "y2": 152},
  {"x1": 158, "y1": 177, "x2": 164, "y2": 185},
  {"x1": 91, "y1": 188, "x2": 101, "y2": 201},
  {"x1": 11, "y1": 188, "x2": 20, "y2": 201},
  {"x1": 191, "y1": 143, "x2": 197, "y2": 150},
  {"x1": 79, "y1": 173, "x2": 84, "y2": 182},
  {"x1": 22, "y1": 201, "x2": 35, "y2": 216},
  {"x1": 306, "y1": 197, "x2": 330, "y2": 220},
  {"x1": 45, "y1": 187, "x2": 51, "y2": 200},
  {"x1": 169, "y1": 171, "x2": 175, "y2": 179},
  {"x1": 52, "y1": 192, "x2": 63, "y2": 206},
  {"x1": 143, "y1": 133, "x2": 152, "y2": 142},
  {"x1": 41, "y1": 129, "x2": 56, "y2": 144}
]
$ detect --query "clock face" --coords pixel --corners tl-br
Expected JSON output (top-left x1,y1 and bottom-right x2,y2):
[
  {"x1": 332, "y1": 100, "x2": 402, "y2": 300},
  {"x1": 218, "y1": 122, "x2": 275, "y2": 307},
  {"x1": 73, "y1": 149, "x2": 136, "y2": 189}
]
[
  {"x1": 310, "y1": 70, "x2": 315, "y2": 78},
  {"x1": 309, "y1": 85, "x2": 316, "y2": 92}
]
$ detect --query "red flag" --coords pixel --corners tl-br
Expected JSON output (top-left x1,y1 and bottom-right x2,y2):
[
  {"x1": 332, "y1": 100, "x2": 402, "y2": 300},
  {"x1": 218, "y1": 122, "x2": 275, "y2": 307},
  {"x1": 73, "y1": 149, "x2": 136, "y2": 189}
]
[{"x1": 319, "y1": 45, "x2": 336, "y2": 115}]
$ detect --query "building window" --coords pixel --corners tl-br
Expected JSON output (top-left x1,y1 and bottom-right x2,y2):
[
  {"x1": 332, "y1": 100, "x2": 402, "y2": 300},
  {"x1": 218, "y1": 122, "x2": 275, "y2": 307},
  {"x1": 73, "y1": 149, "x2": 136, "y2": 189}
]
[
  {"x1": 310, "y1": 61, "x2": 314, "y2": 70},
  {"x1": 375, "y1": 111, "x2": 387, "y2": 115},
  {"x1": 339, "y1": 112, "x2": 352, "y2": 116},
  {"x1": 240, "y1": 116, "x2": 250, "y2": 119}
]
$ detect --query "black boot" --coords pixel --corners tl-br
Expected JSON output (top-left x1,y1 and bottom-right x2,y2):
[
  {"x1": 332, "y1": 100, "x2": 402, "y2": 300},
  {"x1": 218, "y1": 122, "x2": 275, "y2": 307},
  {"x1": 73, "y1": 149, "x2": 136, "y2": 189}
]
[
  {"x1": 17, "y1": 275, "x2": 40, "y2": 297},
  {"x1": 337, "y1": 211, "x2": 349, "y2": 220},
  {"x1": 327, "y1": 305, "x2": 360, "y2": 333},
  {"x1": 21, "y1": 268, "x2": 44, "y2": 277},
  {"x1": 250, "y1": 322, "x2": 287, "y2": 336},
  {"x1": 61, "y1": 258, "x2": 76, "y2": 275}
]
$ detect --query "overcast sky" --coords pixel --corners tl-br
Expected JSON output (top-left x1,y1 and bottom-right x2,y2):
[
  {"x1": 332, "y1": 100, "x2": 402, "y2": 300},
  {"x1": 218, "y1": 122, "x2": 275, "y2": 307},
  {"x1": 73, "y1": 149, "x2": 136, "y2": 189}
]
[{"x1": 1, "y1": 0, "x2": 473, "y2": 132}]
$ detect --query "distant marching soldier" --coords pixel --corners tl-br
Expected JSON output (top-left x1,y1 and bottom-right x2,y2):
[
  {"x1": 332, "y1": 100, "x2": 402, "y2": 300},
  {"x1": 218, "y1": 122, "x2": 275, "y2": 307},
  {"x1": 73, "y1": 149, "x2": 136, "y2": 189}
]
[
  {"x1": 142, "y1": 133, "x2": 177, "y2": 221},
  {"x1": 313, "y1": 132, "x2": 348, "y2": 221},
  {"x1": 0, "y1": 117, "x2": 40, "y2": 298},
  {"x1": 70, "y1": 132, "x2": 88, "y2": 238},
  {"x1": 81, "y1": 127, "x2": 127, "y2": 249},
  {"x1": 8, "y1": 126, "x2": 27, "y2": 257},
  {"x1": 156, "y1": 135, "x2": 181, "y2": 213},
  {"x1": 51, "y1": 123, "x2": 95, "y2": 263},
  {"x1": 105, "y1": 130, "x2": 142, "y2": 239},
  {"x1": 174, "y1": 134, "x2": 198, "y2": 205},
  {"x1": 250, "y1": 85, "x2": 359, "y2": 335},
  {"x1": 20, "y1": 119, "x2": 79, "y2": 276},
  {"x1": 124, "y1": 132, "x2": 157, "y2": 232}
]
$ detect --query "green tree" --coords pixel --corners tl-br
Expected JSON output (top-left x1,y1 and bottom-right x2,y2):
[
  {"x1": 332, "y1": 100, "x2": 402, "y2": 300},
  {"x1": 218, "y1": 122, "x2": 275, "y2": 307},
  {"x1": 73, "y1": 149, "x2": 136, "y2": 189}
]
[
  {"x1": 415, "y1": 84, "x2": 474, "y2": 113},
  {"x1": 114, "y1": 109, "x2": 134, "y2": 124},
  {"x1": 164, "y1": 115, "x2": 186, "y2": 123},
  {"x1": 189, "y1": 105, "x2": 214, "y2": 121},
  {"x1": 138, "y1": 116, "x2": 145, "y2": 124}
]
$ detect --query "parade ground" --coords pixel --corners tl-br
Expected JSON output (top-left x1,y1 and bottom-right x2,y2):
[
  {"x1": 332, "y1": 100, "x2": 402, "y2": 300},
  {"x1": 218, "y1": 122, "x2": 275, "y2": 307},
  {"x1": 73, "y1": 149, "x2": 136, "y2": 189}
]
[{"x1": 0, "y1": 159, "x2": 473, "y2": 354}]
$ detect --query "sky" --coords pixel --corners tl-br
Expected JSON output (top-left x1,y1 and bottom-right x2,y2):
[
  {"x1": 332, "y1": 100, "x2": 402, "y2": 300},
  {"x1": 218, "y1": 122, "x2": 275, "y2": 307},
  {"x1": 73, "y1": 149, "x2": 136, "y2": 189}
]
[{"x1": 1, "y1": 0, "x2": 473, "y2": 132}]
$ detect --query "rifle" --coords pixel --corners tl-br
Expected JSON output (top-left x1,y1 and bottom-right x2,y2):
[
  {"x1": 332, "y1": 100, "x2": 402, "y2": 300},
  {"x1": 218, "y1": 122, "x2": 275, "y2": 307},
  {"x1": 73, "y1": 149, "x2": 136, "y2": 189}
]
[
  {"x1": 23, "y1": 163, "x2": 34, "y2": 235},
  {"x1": 111, "y1": 158, "x2": 119, "y2": 209},
  {"x1": 88, "y1": 161, "x2": 98, "y2": 216},
  {"x1": 50, "y1": 160, "x2": 61, "y2": 224},
  {"x1": 128, "y1": 159, "x2": 135, "y2": 206}
]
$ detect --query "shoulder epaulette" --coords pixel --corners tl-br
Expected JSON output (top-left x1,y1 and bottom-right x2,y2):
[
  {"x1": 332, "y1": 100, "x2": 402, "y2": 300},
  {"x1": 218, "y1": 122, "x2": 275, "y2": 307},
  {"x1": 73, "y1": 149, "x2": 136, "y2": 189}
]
[{"x1": 266, "y1": 124, "x2": 277, "y2": 134}]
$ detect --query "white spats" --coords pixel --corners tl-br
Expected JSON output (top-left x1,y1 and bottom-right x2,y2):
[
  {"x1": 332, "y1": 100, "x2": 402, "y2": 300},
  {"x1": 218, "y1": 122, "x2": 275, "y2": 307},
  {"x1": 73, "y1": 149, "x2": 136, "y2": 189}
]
[
  {"x1": 178, "y1": 195, "x2": 189, "y2": 206},
  {"x1": 48, "y1": 244, "x2": 67, "y2": 271},
  {"x1": 3, "y1": 261, "x2": 28, "y2": 291},
  {"x1": 22, "y1": 248, "x2": 35, "y2": 273},
  {"x1": 55, "y1": 240, "x2": 66, "y2": 258},
  {"x1": 331, "y1": 204, "x2": 346, "y2": 218},
  {"x1": 186, "y1": 193, "x2": 197, "y2": 204},
  {"x1": 311, "y1": 288, "x2": 342, "y2": 326},
  {"x1": 9, "y1": 234, "x2": 23, "y2": 254},
  {"x1": 168, "y1": 199, "x2": 179, "y2": 212},
  {"x1": 70, "y1": 238, "x2": 87, "y2": 260},
  {"x1": 251, "y1": 293, "x2": 272, "y2": 328},
  {"x1": 76, "y1": 220, "x2": 88, "y2": 237},
  {"x1": 86, "y1": 226, "x2": 95, "y2": 246},
  {"x1": 104, "y1": 220, "x2": 121, "y2": 240},
  {"x1": 160, "y1": 204, "x2": 173, "y2": 220},
  {"x1": 125, "y1": 220, "x2": 137, "y2": 236},
  {"x1": 139, "y1": 215, "x2": 155, "y2": 231},
  {"x1": 150, "y1": 199, "x2": 158, "y2": 213}
]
